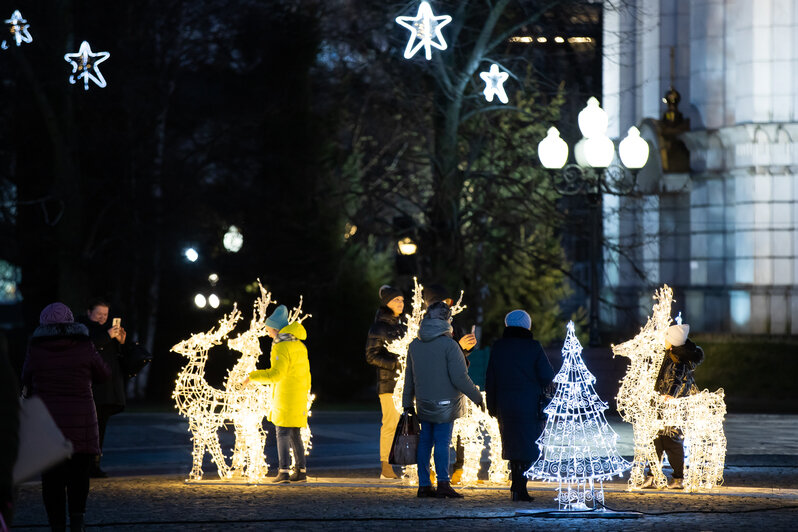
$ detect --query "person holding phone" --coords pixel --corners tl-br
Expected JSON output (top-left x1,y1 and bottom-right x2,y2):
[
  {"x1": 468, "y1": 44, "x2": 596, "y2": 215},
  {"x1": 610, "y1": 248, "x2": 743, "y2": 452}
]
[{"x1": 79, "y1": 298, "x2": 127, "y2": 478}]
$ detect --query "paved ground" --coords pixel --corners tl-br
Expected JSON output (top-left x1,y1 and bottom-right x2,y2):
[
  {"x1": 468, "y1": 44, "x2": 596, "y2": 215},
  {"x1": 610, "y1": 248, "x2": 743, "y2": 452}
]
[{"x1": 10, "y1": 411, "x2": 798, "y2": 531}]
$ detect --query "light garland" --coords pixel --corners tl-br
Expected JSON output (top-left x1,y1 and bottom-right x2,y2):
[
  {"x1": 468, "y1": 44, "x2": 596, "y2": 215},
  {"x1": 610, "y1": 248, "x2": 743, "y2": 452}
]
[
  {"x1": 395, "y1": 1, "x2": 452, "y2": 60},
  {"x1": 388, "y1": 278, "x2": 505, "y2": 485},
  {"x1": 612, "y1": 285, "x2": 726, "y2": 492},
  {"x1": 1, "y1": 10, "x2": 32, "y2": 49},
  {"x1": 172, "y1": 282, "x2": 314, "y2": 482},
  {"x1": 479, "y1": 63, "x2": 509, "y2": 104},
  {"x1": 64, "y1": 40, "x2": 110, "y2": 90},
  {"x1": 527, "y1": 321, "x2": 630, "y2": 511}
]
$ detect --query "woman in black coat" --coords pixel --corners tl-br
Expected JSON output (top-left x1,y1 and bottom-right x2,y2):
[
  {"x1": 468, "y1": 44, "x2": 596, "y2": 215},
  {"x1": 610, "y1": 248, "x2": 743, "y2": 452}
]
[{"x1": 486, "y1": 310, "x2": 554, "y2": 502}]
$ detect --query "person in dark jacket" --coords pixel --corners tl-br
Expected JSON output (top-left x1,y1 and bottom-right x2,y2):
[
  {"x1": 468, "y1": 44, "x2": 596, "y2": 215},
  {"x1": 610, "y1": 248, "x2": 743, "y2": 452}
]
[
  {"x1": 364, "y1": 285, "x2": 406, "y2": 479},
  {"x1": 21, "y1": 302, "x2": 110, "y2": 532},
  {"x1": 0, "y1": 348, "x2": 19, "y2": 528},
  {"x1": 485, "y1": 310, "x2": 555, "y2": 502},
  {"x1": 403, "y1": 301, "x2": 484, "y2": 499},
  {"x1": 642, "y1": 319, "x2": 704, "y2": 490},
  {"x1": 78, "y1": 299, "x2": 127, "y2": 478}
]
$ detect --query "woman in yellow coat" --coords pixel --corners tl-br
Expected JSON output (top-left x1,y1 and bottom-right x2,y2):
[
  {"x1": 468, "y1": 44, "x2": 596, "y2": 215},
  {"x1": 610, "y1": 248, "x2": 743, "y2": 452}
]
[{"x1": 246, "y1": 305, "x2": 311, "y2": 483}]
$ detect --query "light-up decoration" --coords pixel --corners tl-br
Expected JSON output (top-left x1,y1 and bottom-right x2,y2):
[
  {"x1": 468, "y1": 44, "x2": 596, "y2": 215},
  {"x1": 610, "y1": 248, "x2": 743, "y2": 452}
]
[
  {"x1": 64, "y1": 41, "x2": 110, "y2": 90},
  {"x1": 573, "y1": 97, "x2": 614, "y2": 169},
  {"x1": 479, "y1": 64, "x2": 509, "y2": 104},
  {"x1": 397, "y1": 237, "x2": 417, "y2": 256},
  {"x1": 1, "y1": 10, "x2": 32, "y2": 49},
  {"x1": 538, "y1": 127, "x2": 569, "y2": 170},
  {"x1": 185, "y1": 248, "x2": 199, "y2": 262},
  {"x1": 395, "y1": 1, "x2": 452, "y2": 60},
  {"x1": 527, "y1": 321, "x2": 630, "y2": 511},
  {"x1": 194, "y1": 294, "x2": 207, "y2": 308},
  {"x1": 208, "y1": 294, "x2": 220, "y2": 309},
  {"x1": 612, "y1": 285, "x2": 726, "y2": 492},
  {"x1": 172, "y1": 282, "x2": 314, "y2": 482},
  {"x1": 223, "y1": 225, "x2": 243, "y2": 253},
  {"x1": 388, "y1": 278, "x2": 505, "y2": 485}
]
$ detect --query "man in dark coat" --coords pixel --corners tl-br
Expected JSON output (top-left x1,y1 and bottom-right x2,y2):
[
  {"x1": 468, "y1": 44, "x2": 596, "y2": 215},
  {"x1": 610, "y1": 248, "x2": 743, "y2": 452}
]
[
  {"x1": 365, "y1": 285, "x2": 406, "y2": 479},
  {"x1": 642, "y1": 320, "x2": 704, "y2": 490},
  {"x1": 78, "y1": 299, "x2": 127, "y2": 478},
  {"x1": 486, "y1": 310, "x2": 555, "y2": 502}
]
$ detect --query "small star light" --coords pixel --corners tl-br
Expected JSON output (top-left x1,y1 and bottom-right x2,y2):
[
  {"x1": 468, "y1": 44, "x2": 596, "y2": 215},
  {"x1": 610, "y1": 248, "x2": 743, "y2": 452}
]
[
  {"x1": 1, "y1": 10, "x2": 32, "y2": 49},
  {"x1": 64, "y1": 41, "x2": 110, "y2": 90},
  {"x1": 395, "y1": 1, "x2": 451, "y2": 60},
  {"x1": 479, "y1": 64, "x2": 509, "y2": 104}
]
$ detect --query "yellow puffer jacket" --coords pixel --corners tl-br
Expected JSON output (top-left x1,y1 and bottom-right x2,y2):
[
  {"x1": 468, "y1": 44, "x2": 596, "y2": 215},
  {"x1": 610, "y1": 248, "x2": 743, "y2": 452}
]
[{"x1": 249, "y1": 321, "x2": 311, "y2": 428}]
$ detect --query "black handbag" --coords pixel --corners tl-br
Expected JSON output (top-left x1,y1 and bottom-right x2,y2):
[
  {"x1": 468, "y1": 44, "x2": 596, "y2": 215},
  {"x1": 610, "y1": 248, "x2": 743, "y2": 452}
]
[
  {"x1": 388, "y1": 409, "x2": 420, "y2": 466},
  {"x1": 122, "y1": 342, "x2": 153, "y2": 379}
]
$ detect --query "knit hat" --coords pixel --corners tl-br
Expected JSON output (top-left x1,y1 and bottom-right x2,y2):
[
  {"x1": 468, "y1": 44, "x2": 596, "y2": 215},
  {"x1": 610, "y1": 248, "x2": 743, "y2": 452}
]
[
  {"x1": 265, "y1": 304, "x2": 289, "y2": 331},
  {"x1": 379, "y1": 285, "x2": 403, "y2": 306},
  {"x1": 665, "y1": 324, "x2": 689, "y2": 347},
  {"x1": 39, "y1": 302, "x2": 75, "y2": 325},
  {"x1": 423, "y1": 284, "x2": 450, "y2": 307},
  {"x1": 504, "y1": 309, "x2": 532, "y2": 330}
]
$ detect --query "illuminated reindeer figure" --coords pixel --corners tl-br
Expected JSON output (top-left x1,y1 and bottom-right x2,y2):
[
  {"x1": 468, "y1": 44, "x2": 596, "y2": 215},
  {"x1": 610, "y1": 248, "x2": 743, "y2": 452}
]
[
  {"x1": 612, "y1": 285, "x2": 726, "y2": 492},
  {"x1": 172, "y1": 307, "x2": 242, "y2": 480},
  {"x1": 389, "y1": 278, "x2": 505, "y2": 485}
]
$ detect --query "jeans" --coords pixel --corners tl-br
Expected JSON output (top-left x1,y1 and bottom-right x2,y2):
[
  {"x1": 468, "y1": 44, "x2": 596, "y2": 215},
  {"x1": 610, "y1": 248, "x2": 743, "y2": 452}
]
[
  {"x1": 275, "y1": 426, "x2": 305, "y2": 471},
  {"x1": 654, "y1": 433, "x2": 684, "y2": 478},
  {"x1": 41, "y1": 453, "x2": 93, "y2": 528},
  {"x1": 417, "y1": 420, "x2": 453, "y2": 487}
]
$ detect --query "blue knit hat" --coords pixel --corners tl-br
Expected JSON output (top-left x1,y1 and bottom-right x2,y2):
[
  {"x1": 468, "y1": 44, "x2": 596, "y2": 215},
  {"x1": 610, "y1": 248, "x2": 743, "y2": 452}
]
[
  {"x1": 265, "y1": 304, "x2": 289, "y2": 331},
  {"x1": 504, "y1": 309, "x2": 531, "y2": 330}
]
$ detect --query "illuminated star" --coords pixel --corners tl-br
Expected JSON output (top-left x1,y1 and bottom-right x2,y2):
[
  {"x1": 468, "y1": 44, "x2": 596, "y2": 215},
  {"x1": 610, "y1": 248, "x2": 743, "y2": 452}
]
[
  {"x1": 479, "y1": 63, "x2": 509, "y2": 104},
  {"x1": 64, "y1": 41, "x2": 110, "y2": 91},
  {"x1": 395, "y1": 1, "x2": 452, "y2": 60},
  {"x1": 1, "y1": 10, "x2": 32, "y2": 49}
]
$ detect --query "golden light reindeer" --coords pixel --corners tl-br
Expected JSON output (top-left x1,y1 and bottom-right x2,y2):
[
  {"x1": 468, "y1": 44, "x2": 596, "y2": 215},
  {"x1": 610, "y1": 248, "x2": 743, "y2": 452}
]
[{"x1": 612, "y1": 285, "x2": 726, "y2": 492}]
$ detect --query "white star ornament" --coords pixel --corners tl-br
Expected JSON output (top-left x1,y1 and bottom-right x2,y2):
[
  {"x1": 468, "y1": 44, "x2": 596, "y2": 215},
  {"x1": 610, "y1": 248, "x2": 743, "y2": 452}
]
[
  {"x1": 395, "y1": 1, "x2": 452, "y2": 60},
  {"x1": 1, "y1": 10, "x2": 33, "y2": 49},
  {"x1": 479, "y1": 64, "x2": 509, "y2": 104},
  {"x1": 64, "y1": 41, "x2": 110, "y2": 91}
]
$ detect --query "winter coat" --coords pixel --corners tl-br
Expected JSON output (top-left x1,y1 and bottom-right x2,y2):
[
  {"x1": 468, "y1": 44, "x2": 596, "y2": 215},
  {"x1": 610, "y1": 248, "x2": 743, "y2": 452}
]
[
  {"x1": 365, "y1": 306, "x2": 406, "y2": 395},
  {"x1": 80, "y1": 317, "x2": 126, "y2": 411},
  {"x1": 485, "y1": 326, "x2": 555, "y2": 461},
  {"x1": 655, "y1": 339, "x2": 704, "y2": 398},
  {"x1": 1, "y1": 350, "x2": 19, "y2": 504},
  {"x1": 21, "y1": 322, "x2": 111, "y2": 454},
  {"x1": 402, "y1": 317, "x2": 482, "y2": 424},
  {"x1": 249, "y1": 321, "x2": 311, "y2": 428}
]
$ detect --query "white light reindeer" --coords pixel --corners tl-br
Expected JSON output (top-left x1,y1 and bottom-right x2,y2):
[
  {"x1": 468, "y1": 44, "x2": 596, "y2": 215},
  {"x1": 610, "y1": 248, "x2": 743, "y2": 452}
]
[{"x1": 612, "y1": 285, "x2": 726, "y2": 492}]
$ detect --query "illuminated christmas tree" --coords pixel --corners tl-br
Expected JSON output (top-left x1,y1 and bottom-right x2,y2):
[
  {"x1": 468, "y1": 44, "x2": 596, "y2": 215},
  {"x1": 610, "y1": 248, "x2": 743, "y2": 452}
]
[{"x1": 527, "y1": 321, "x2": 630, "y2": 511}]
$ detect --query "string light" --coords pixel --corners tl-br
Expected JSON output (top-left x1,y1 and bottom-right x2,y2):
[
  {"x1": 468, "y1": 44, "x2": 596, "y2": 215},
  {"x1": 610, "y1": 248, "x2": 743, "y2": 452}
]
[
  {"x1": 172, "y1": 281, "x2": 314, "y2": 482},
  {"x1": 612, "y1": 285, "x2": 727, "y2": 492},
  {"x1": 527, "y1": 321, "x2": 630, "y2": 511},
  {"x1": 1, "y1": 10, "x2": 32, "y2": 49},
  {"x1": 64, "y1": 40, "x2": 110, "y2": 90},
  {"x1": 395, "y1": 1, "x2": 452, "y2": 60},
  {"x1": 388, "y1": 278, "x2": 506, "y2": 485}
]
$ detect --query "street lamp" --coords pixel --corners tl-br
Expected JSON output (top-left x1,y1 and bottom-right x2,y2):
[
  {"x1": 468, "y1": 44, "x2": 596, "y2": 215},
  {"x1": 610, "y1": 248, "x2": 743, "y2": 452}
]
[
  {"x1": 538, "y1": 97, "x2": 649, "y2": 346},
  {"x1": 397, "y1": 237, "x2": 418, "y2": 256}
]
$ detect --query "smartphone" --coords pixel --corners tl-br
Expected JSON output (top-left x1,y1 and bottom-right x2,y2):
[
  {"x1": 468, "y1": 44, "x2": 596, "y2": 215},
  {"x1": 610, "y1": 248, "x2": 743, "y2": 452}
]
[
  {"x1": 112, "y1": 317, "x2": 121, "y2": 328},
  {"x1": 471, "y1": 325, "x2": 476, "y2": 335}
]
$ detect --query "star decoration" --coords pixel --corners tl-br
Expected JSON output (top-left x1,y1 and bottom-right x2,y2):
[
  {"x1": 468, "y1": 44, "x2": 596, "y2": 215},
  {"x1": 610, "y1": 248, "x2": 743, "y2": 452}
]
[
  {"x1": 395, "y1": 1, "x2": 451, "y2": 60},
  {"x1": 64, "y1": 41, "x2": 110, "y2": 90},
  {"x1": 479, "y1": 63, "x2": 510, "y2": 104},
  {"x1": 1, "y1": 10, "x2": 33, "y2": 49}
]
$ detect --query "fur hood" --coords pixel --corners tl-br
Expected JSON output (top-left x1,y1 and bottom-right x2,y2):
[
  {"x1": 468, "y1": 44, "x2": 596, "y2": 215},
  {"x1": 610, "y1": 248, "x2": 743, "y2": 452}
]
[{"x1": 32, "y1": 322, "x2": 90, "y2": 339}]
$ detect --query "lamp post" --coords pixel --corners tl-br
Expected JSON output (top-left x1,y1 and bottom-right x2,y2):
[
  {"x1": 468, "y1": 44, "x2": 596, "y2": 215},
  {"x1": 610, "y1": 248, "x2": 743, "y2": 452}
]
[{"x1": 538, "y1": 97, "x2": 649, "y2": 346}]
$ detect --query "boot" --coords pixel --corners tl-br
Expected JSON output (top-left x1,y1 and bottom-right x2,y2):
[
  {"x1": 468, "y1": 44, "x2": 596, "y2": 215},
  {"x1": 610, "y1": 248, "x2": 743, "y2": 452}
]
[
  {"x1": 289, "y1": 468, "x2": 307, "y2": 482},
  {"x1": 435, "y1": 481, "x2": 463, "y2": 499},
  {"x1": 417, "y1": 486, "x2": 436, "y2": 498},
  {"x1": 69, "y1": 513, "x2": 85, "y2": 532},
  {"x1": 509, "y1": 462, "x2": 534, "y2": 502},
  {"x1": 272, "y1": 470, "x2": 290, "y2": 484},
  {"x1": 380, "y1": 461, "x2": 399, "y2": 479},
  {"x1": 89, "y1": 455, "x2": 107, "y2": 479}
]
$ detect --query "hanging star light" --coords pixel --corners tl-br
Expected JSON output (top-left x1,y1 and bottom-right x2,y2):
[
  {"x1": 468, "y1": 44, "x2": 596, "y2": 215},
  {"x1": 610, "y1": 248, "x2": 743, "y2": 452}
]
[
  {"x1": 479, "y1": 63, "x2": 509, "y2": 104},
  {"x1": 527, "y1": 321, "x2": 630, "y2": 512},
  {"x1": 64, "y1": 40, "x2": 110, "y2": 90},
  {"x1": 395, "y1": 1, "x2": 452, "y2": 60},
  {"x1": 1, "y1": 10, "x2": 32, "y2": 49},
  {"x1": 613, "y1": 285, "x2": 726, "y2": 492}
]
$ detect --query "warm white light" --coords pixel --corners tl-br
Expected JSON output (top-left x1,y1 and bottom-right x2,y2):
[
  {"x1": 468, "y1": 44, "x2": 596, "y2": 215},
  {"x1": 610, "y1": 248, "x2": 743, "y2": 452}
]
[
  {"x1": 208, "y1": 294, "x2": 220, "y2": 309},
  {"x1": 194, "y1": 294, "x2": 207, "y2": 308},
  {"x1": 577, "y1": 97, "x2": 608, "y2": 139},
  {"x1": 618, "y1": 126, "x2": 649, "y2": 169},
  {"x1": 538, "y1": 127, "x2": 569, "y2": 169},
  {"x1": 582, "y1": 136, "x2": 615, "y2": 168},
  {"x1": 508, "y1": 36, "x2": 534, "y2": 43},
  {"x1": 209, "y1": 273, "x2": 219, "y2": 285},
  {"x1": 554, "y1": 36, "x2": 565, "y2": 43},
  {"x1": 568, "y1": 37, "x2": 593, "y2": 44},
  {"x1": 223, "y1": 226, "x2": 243, "y2": 253},
  {"x1": 64, "y1": 41, "x2": 110, "y2": 90},
  {"x1": 527, "y1": 321, "x2": 630, "y2": 511},
  {"x1": 613, "y1": 285, "x2": 727, "y2": 492},
  {"x1": 184, "y1": 248, "x2": 199, "y2": 262},
  {"x1": 479, "y1": 63, "x2": 509, "y2": 104},
  {"x1": 1, "y1": 10, "x2": 32, "y2": 49},
  {"x1": 537, "y1": 36, "x2": 547, "y2": 43},
  {"x1": 397, "y1": 237, "x2": 417, "y2": 256},
  {"x1": 395, "y1": 1, "x2": 452, "y2": 60}
]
